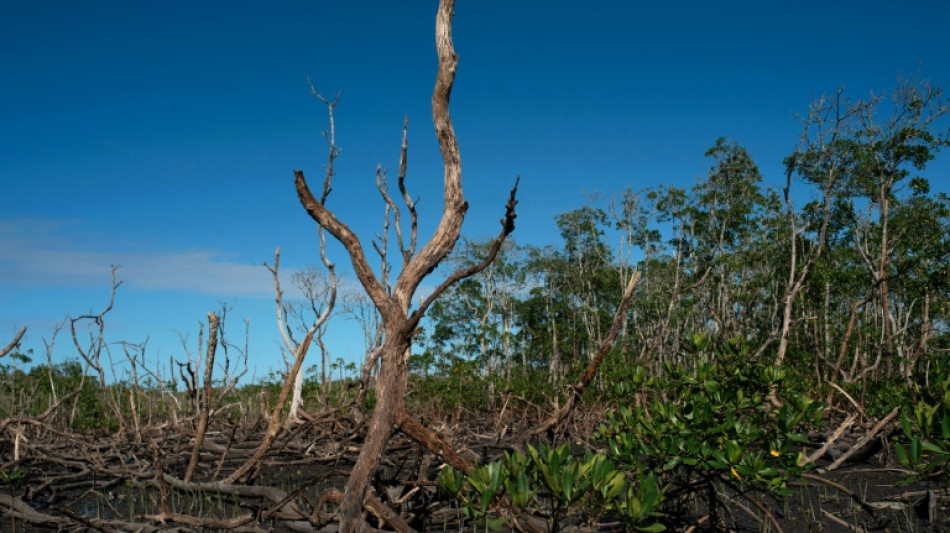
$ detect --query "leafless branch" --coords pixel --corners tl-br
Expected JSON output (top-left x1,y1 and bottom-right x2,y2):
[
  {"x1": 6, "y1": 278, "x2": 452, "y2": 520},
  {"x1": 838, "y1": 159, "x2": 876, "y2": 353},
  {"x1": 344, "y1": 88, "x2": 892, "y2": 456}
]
[
  {"x1": 412, "y1": 177, "x2": 519, "y2": 324},
  {"x1": 396, "y1": 117, "x2": 418, "y2": 265},
  {"x1": 519, "y1": 270, "x2": 642, "y2": 443},
  {"x1": 0, "y1": 325, "x2": 26, "y2": 359},
  {"x1": 70, "y1": 265, "x2": 122, "y2": 387}
]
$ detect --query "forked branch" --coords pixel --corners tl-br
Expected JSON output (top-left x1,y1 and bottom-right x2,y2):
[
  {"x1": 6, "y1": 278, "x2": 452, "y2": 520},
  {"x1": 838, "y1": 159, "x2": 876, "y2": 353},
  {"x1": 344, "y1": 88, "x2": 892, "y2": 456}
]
[
  {"x1": 392, "y1": 0, "x2": 466, "y2": 310},
  {"x1": 412, "y1": 177, "x2": 519, "y2": 325},
  {"x1": 293, "y1": 2, "x2": 518, "y2": 530}
]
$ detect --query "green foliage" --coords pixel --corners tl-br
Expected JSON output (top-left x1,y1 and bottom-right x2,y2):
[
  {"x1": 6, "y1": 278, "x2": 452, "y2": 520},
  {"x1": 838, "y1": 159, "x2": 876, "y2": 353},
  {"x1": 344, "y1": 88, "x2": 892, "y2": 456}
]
[
  {"x1": 596, "y1": 334, "x2": 822, "y2": 523},
  {"x1": 598, "y1": 363, "x2": 653, "y2": 406},
  {"x1": 419, "y1": 83, "x2": 950, "y2": 412},
  {"x1": 70, "y1": 379, "x2": 120, "y2": 432},
  {"x1": 0, "y1": 359, "x2": 120, "y2": 431},
  {"x1": 895, "y1": 353, "x2": 950, "y2": 479},
  {"x1": 408, "y1": 359, "x2": 489, "y2": 413},
  {"x1": 844, "y1": 378, "x2": 911, "y2": 419},
  {"x1": 439, "y1": 443, "x2": 665, "y2": 532},
  {"x1": 0, "y1": 467, "x2": 26, "y2": 490}
]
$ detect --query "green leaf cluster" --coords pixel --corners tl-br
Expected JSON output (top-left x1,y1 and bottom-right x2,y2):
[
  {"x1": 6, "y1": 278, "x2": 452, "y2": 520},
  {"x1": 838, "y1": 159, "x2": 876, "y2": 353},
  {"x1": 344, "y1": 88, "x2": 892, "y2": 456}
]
[
  {"x1": 439, "y1": 443, "x2": 665, "y2": 532},
  {"x1": 895, "y1": 353, "x2": 950, "y2": 479},
  {"x1": 596, "y1": 334, "x2": 823, "y2": 518}
]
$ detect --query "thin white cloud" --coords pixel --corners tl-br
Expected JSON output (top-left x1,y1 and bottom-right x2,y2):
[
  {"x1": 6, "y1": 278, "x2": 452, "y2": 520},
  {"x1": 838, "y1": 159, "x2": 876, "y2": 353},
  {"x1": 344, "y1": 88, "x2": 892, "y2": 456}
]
[
  {"x1": 0, "y1": 217, "x2": 274, "y2": 297},
  {"x1": 121, "y1": 250, "x2": 274, "y2": 297}
]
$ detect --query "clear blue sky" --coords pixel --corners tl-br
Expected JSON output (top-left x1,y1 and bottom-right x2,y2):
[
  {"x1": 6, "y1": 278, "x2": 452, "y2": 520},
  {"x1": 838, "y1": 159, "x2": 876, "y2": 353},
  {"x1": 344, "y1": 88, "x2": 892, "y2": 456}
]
[{"x1": 2, "y1": 1, "x2": 948, "y2": 381}]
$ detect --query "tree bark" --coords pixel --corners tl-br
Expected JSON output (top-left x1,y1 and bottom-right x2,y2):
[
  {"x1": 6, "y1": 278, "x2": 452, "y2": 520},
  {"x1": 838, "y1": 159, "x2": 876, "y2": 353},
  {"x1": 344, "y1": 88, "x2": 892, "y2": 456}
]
[
  {"x1": 184, "y1": 313, "x2": 219, "y2": 483},
  {"x1": 294, "y1": 1, "x2": 517, "y2": 530},
  {"x1": 339, "y1": 330, "x2": 411, "y2": 530}
]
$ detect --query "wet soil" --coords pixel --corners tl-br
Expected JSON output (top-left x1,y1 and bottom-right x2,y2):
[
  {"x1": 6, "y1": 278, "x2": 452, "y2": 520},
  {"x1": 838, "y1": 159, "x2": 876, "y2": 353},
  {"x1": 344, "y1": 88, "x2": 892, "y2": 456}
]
[{"x1": 0, "y1": 411, "x2": 947, "y2": 532}]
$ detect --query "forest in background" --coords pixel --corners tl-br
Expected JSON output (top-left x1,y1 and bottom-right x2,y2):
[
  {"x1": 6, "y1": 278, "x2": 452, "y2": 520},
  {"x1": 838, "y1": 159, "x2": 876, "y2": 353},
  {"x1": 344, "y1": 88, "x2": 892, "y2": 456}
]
[{"x1": 416, "y1": 81, "x2": 949, "y2": 417}]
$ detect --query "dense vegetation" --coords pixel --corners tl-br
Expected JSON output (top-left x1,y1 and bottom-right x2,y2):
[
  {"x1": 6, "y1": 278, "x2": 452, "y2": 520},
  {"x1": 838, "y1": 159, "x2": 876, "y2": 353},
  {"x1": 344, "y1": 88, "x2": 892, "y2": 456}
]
[{"x1": 416, "y1": 81, "x2": 950, "y2": 419}]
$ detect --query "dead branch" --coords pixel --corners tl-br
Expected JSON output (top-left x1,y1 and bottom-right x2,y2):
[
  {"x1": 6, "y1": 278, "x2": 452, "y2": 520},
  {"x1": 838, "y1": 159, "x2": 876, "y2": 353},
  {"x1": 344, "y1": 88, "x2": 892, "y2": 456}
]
[
  {"x1": 390, "y1": 0, "x2": 467, "y2": 313},
  {"x1": 799, "y1": 413, "x2": 856, "y2": 467},
  {"x1": 364, "y1": 491, "x2": 417, "y2": 533},
  {"x1": 0, "y1": 492, "x2": 171, "y2": 532},
  {"x1": 799, "y1": 472, "x2": 879, "y2": 517},
  {"x1": 396, "y1": 117, "x2": 418, "y2": 264},
  {"x1": 0, "y1": 325, "x2": 26, "y2": 359},
  {"x1": 184, "y1": 312, "x2": 220, "y2": 482},
  {"x1": 142, "y1": 511, "x2": 256, "y2": 530},
  {"x1": 825, "y1": 407, "x2": 898, "y2": 471},
  {"x1": 412, "y1": 177, "x2": 519, "y2": 323},
  {"x1": 70, "y1": 264, "x2": 121, "y2": 388},
  {"x1": 519, "y1": 270, "x2": 642, "y2": 443},
  {"x1": 397, "y1": 408, "x2": 474, "y2": 474},
  {"x1": 296, "y1": 171, "x2": 393, "y2": 316},
  {"x1": 265, "y1": 244, "x2": 336, "y2": 424},
  {"x1": 825, "y1": 381, "x2": 868, "y2": 419},
  {"x1": 223, "y1": 328, "x2": 316, "y2": 484}
]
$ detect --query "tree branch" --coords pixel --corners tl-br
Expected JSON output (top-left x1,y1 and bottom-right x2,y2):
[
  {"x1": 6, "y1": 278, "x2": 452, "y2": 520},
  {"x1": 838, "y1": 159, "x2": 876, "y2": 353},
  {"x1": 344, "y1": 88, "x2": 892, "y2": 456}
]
[
  {"x1": 519, "y1": 270, "x2": 642, "y2": 443},
  {"x1": 394, "y1": 0, "x2": 465, "y2": 310},
  {"x1": 412, "y1": 177, "x2": 519, "y2": 325},
  {"x1": 397, "y1": 116, "x2": 419, "y2": 264},
  {"x1": 184, "y1": 312, "x2": 220, "y2": 483},
  {"x1": 0, "y1": 326, "x2": 26, "y2": 359}
]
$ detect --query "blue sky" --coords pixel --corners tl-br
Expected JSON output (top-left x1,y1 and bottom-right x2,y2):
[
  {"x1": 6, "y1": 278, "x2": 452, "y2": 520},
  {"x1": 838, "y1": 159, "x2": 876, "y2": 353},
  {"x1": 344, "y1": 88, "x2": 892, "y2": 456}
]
[{"x1": 2, "y1": 1, "x2": 949, "y2": 381}]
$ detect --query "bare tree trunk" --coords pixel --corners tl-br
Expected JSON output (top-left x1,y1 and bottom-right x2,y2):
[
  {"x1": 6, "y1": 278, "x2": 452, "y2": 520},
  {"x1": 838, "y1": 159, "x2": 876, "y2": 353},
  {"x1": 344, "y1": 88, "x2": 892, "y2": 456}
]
[
  {"x1": 184, "y1": 313, "x2": 220, "y2": 483},
  {"x1": 907, "y1": 292, "x2": 931, "y2": 381},
  {"x1": 773, "y1": 93, "x2": 838, "y2": 369},
  {"x1": 293, "y1": 2, "x2": 517, "y2": 529},
  {"x1": 288, "y1": 362, "x2": 306, "y2": 421},
  {"x1": 877, "y1": 187, "x2": 895, "y2": 375},
  {"x1": 339, "y1": 331, "x2": 409, "y2": 528}
]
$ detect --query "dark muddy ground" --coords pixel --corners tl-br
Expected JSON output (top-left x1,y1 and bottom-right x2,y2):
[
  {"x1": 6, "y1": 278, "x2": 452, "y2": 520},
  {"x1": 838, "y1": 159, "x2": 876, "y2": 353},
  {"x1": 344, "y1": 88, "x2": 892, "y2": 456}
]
[{"x1": 0, "y1": 411, "x2": 947, "y2": 532}]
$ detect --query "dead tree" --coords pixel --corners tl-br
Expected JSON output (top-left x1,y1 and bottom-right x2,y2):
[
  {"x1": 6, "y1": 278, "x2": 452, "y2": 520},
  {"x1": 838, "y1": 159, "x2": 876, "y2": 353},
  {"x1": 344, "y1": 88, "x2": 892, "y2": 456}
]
[
  {"x1": 69, "y1": 265, "x2": 126, "y2": 429},
  {"x1": 772, "y1": 91, "x2": 843, "y2": 370},
  {"x1": 184, "y1": 312, "x2": 219, "y2": 482},
  {"x1": 294, "y1": 1, "x2": 517, "y2": 529}
]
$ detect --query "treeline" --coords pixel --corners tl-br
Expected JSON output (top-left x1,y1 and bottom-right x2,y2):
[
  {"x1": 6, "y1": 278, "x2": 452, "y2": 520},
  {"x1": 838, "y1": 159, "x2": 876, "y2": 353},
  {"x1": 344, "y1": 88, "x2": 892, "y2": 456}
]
[{"x1": 414, "y1": 80, "x2": 950, "y2": 413}]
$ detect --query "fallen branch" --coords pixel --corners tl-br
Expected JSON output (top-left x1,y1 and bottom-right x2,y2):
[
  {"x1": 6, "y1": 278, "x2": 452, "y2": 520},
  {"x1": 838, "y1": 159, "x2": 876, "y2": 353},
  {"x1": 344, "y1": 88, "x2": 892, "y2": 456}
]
[
  {"x1": 826, "y1": 381, "x2": 867, "y2": 420},
  {"x1": 825, "y1": 407, "x2": 898, "y2": 471},
  {"x1": 0, "y1": 492, "x2": 168, "y2": 532},
  {"x1": 799, "y1": 413, "x2": 856, "y2": 466},
  {"x1": 142, "y1": 511, "x2": 256, "y2": 530},
  {"x1": 398, "y1": 408, "x2": 474, "y2": 474},
  {"x1": 821, "y1": 509, "x2": 865, "y2": 532}
]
